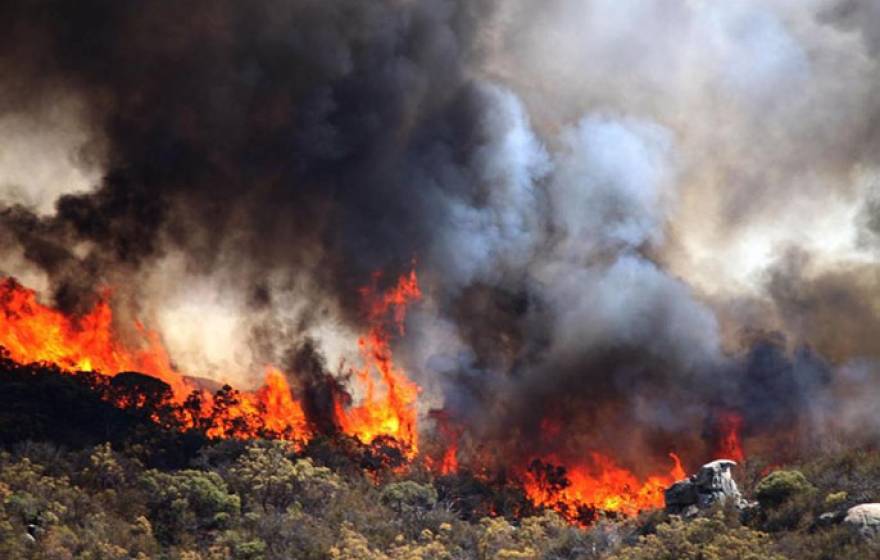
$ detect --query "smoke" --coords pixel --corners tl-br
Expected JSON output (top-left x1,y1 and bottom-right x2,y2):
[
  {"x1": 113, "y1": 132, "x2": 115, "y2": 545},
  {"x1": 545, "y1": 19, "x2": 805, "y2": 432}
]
[
  {"x1": 0, "y1": 0, "x2": 496, "y2": 375},
  {"x1": 1, "y1": 0, "x2": 880, "y2": 466},
  {"x1": 407, "y1": 99, "x2": 727, "y2": 469},
  {"x1": 820, "y1": 0, "x2": 880, "y2": 55}
]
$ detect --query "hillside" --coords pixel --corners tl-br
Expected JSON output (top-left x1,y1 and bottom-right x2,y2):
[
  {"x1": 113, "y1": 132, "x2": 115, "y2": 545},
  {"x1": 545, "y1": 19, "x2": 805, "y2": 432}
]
[{"x1": 1, "y1": 360, "x2": 878, "y2": 559}]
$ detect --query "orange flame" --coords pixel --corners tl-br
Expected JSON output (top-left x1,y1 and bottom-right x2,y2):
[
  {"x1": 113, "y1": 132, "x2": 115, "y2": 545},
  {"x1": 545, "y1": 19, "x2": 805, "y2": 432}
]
[
  {"x1": 435, "y1": 444, "x2": 459, "y2": 475},
  {"x1": 0, "y1": 278, "x2": 312, "y2": 442},
  {"x1": 523, "y1": 452, "x2": 686, "y2": 523},
  {"x1": 715, "y1": 411, "x2": 745, "y2": 462},
  {"x1": 203, "y1": 366, "x2": 312, "y2": 442},
  {"x1": 425, "y1": 410, "x2": 460, "y2": 475},
  {"x1": 334, "y1": 269, "x2": 422, "y2": 456},
  {"x1": 0, "y1": 278, "x2": 191, "y2": 398},
  {"x1": 0, "y1": 270, "x2": 424, "y2": 450}
]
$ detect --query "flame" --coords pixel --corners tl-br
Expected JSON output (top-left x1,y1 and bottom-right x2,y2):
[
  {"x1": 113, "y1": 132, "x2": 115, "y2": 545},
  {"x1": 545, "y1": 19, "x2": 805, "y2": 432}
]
[
  {"x1": 0, "y1": 278, "x2": 191, "y2": 398},
  {"x1": 425, "y1": 410, "x2": 460, "y2": 475},
  {"x1": 0, "y1": 270, "x2": 424, "y2": 451},
  {"x1": 259, "y1": 367, "x2": 311, "y2": 435},
  {"x1": 523, "y1": 452, "x2": 686, "y2": 523},
  {"x1": 334, "y1": 269, "x2": 422, "y2": 456},
  {"x1": 435, "y1": 444, "x2": 459, "y2": 475},
  {"x1": 715, "y1": 411, "x2": 745, "y2": 462},
  {"x1": 203, "y1": 366, "x2": 312, "y2": 442},
  {"x1": 0, "y1": 277, "x2": 312, "y2": 442}
]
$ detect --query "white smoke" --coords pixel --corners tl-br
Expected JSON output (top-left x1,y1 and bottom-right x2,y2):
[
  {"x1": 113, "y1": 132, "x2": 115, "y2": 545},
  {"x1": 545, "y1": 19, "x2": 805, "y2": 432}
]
[{"x1": 0, "y1": 94, "x2": 102, "y2": 215}]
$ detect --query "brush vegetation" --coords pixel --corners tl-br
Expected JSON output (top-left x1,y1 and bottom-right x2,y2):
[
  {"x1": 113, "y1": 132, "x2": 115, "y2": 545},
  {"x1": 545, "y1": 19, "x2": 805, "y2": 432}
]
[
  {"x1": 1, "y1": 441, "x2": 879, "y2": 559},
  {"x1": 2, "y1": 359, "x2": 880, "y2": 559}
]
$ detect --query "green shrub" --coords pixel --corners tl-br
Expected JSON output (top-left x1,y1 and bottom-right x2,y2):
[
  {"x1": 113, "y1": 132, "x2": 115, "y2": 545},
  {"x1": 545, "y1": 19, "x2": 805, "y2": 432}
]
[
  {"x1": 141, "y1": 469, "x2": 240, "y2": 544},
  {"x1": 7, "y1": 440, "x2": 880, "y2": 559},
  {"x1": 608, "y1": 513, "x2": 784, "y2": 560},
  {"x1": 823, "y1": 491, "x2": 847, "y2": 509},
  {"x1": 753, "y1": 470, "x2": 817, "y2": 532},
  {"x1": 380, "y1": 481, "x2": 438, "y2": 515},
  {"x1": 229, "y1": 443, "x2": 341, "y2": 515},
  {"x1": 755, "y1": 470, "x2": 814, "y2": 509}
]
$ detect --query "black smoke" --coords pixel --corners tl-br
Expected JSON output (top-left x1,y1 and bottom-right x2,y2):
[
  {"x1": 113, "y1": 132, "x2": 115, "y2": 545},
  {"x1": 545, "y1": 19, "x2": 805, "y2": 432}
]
[{"x1": 0, "y1": 0, "x2": 493, "y2": 315}]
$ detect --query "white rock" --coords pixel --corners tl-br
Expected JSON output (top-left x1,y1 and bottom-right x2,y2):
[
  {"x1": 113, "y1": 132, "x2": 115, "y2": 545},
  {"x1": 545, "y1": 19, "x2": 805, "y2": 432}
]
[
  {"x1": 844, "y1": 504, "x2": 880, "y2": 539},
  {"x1": 664, "y1": 459, "x2": 747, "y2": 514}
]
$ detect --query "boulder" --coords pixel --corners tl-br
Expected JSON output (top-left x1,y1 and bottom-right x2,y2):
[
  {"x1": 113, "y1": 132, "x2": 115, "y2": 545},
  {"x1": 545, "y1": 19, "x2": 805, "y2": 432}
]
[
  {"x1": 815, "y1": 510, "x2": 845, "y2": 529},
  {"x1": 843, "y1": 504, "x2": 880, "y2": 539},
  {"x1": 665, "y1": 478, "x2": 698, "y2": 510},
  {"x1": 664, "y1": 459, "x2": 749, "y2": 515}
]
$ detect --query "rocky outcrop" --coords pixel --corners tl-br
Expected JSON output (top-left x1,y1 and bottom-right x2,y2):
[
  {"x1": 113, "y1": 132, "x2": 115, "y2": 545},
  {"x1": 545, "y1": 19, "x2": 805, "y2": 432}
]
[
  {"x1": 842, "y1": 504, "x2": 880, "y2": 539},
  {"x1": 664, "y1": 459, "x2": 749, "y2": 516}
]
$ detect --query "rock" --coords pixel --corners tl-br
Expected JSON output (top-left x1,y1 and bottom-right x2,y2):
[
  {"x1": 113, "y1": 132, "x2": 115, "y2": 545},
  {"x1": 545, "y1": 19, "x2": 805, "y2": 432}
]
[
  {"x1": 843, "y1": 504, "x2": 880, "y2": 539},
  {"x1": 694, "y1": 460, "x2": 744, "y2": 508},
  {"x1": 815, "y1": 510, "x2": 845, "y2": 529},
  {"x1": 664, "y1": 478, "x2": 698, "y2": 510},
  {"x1": 27, "y1": 523, "x2": 44, "y2": 539},
  {"x1": 664, "y1": 459, "x2": 749, "y2": 515}
]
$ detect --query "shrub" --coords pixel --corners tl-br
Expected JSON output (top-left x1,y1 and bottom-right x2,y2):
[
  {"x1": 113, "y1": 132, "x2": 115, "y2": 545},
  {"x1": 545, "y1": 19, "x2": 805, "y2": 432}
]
[
  {"x1": 80, "y1": 443, "x2": 128, "y2": 490},
  {"x1": 473, "y1": 511, "x2": 583, "y2": 560},
  {"x1": 822, "y1": 491, "x2": 847, "y2": 509},
  {"x1": 755, "y1": 470, "x2": 814, "y2": 509},
  {"x1": 773, "y1": 524, "x2": 880, "y2": 560},
  {"x1": 800, "y1": 449, "x2": 880, "y2": 506},
  {"x1": 608, "y1": 513, "x2": 784, "y2": 560},
  {"x1": 141, "y1": 469, "x2": 240, "y2": 544},
  {"x1": 381, "y1": 481, "x2": 438, "y2": 516},
  {"x1": 229, "y1": 443, "x2": 342, "y2": 516}
]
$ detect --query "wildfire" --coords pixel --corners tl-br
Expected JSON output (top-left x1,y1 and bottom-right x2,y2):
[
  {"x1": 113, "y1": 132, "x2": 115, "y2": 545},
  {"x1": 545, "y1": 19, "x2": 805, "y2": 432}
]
[
  {"x1": 0, "y1": 271, "x2": 424, "y2": 451},
  {"x1": 0, "y1": 277, "x2": 321, "y2": 442},
  {"x1": 333, "y1": 268, "x2": 422, "y2": 456},
  {"x1": 523, "y1": 453, "x2": 686, "y2": 524},
  {"x1": 0, "y1": 272, "x2": 737, "y2": 525}
]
